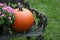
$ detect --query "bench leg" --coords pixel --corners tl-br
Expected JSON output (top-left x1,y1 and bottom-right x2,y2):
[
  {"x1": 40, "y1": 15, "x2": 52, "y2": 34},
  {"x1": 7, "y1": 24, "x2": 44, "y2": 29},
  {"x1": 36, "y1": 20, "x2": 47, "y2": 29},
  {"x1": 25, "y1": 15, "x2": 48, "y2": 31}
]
[
  {"x1": 26, "y1": 36, "x2": 31, "y2": 40},
  {"x1": 35, "y1": 35, "x2": 44, "y2": 40}
]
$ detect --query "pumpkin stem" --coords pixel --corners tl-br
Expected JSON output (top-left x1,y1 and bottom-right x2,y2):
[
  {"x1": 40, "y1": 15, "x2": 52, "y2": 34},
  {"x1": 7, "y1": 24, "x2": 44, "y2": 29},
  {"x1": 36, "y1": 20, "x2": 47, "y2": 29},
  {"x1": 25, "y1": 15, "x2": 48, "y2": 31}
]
[{"x1": 17, "y1": 2, "x2": 23, "y2": 11}]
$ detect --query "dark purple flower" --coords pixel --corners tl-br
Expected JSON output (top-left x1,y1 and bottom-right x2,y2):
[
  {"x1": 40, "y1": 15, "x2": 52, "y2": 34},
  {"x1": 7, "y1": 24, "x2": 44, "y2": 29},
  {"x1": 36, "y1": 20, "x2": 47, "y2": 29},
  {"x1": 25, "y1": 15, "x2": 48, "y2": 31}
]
[
  {"x1": 0, "y1": 12, "x2": 1, "y2": 14},
  {"x1": 0, "y1": 3, "x2": 3, "y2": 6},
  {"x1": 2, "y1": 6, "x2": 14, "y2": 13},
  {"x1": 3, "y1": 3, "x2": 7, "y2": 6},
  {"x1": 8, "y1": 16, "x2": 11, "y2": 20},
  {"x1": 0, "y1": 14, "x2": 5, "y2": 17},
  {"x1": 0, "y1": 3, "x2": 7, "y2": 7}
]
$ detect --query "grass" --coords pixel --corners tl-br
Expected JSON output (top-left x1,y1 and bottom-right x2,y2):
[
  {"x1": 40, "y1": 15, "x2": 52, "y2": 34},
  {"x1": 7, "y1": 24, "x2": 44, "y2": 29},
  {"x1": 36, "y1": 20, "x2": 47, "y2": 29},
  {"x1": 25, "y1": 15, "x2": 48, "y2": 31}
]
[{"x1": 10, "y1": 0, "x2": 60, "y2": 40}]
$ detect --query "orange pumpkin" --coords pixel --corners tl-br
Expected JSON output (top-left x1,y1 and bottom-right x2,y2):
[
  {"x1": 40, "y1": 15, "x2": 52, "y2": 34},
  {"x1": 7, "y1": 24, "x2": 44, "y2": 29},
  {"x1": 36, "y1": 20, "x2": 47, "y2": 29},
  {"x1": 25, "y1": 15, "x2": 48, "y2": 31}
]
[{"x1": 12, "y1": 8, "x2": 34, "y2": 32}]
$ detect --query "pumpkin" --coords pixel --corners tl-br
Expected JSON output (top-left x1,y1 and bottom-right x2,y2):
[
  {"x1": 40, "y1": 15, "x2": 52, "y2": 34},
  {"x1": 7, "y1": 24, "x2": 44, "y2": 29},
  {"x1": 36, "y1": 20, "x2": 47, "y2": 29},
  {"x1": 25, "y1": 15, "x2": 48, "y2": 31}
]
[{"x1": 12, "y1": 8, "x2": 34, "y2": 32}]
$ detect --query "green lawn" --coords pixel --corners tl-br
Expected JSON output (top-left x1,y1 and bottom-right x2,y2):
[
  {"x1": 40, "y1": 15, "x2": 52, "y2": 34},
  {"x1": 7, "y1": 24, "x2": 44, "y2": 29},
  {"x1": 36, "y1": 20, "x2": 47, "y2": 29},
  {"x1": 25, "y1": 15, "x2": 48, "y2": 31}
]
[{"x1": 10, "y1": 0, "x2": 60, "y2": 40}]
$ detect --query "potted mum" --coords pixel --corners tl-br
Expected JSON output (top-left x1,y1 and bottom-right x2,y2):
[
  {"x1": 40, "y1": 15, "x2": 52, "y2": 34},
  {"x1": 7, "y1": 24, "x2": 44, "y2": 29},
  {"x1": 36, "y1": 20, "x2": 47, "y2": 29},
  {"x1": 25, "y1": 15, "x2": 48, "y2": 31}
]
[{"x1": 0, "y1": 3, "x2": 14, "y2": 35}]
